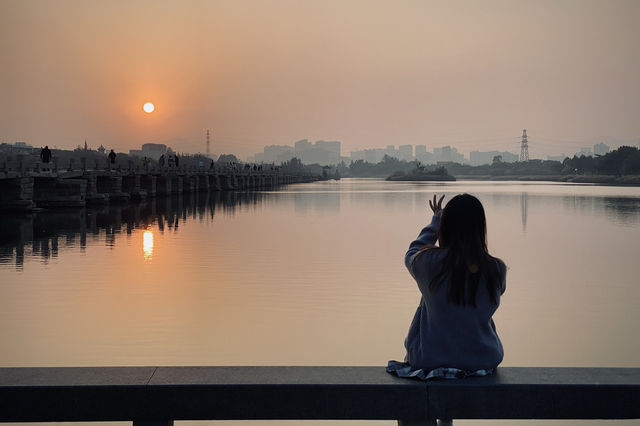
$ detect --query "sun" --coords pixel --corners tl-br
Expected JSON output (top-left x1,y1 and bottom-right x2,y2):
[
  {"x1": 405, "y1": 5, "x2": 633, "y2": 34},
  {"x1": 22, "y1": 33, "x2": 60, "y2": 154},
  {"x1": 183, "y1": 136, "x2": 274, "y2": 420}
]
[{"x1": 143, "y1": 102, "x2": 155, "y2": 113}]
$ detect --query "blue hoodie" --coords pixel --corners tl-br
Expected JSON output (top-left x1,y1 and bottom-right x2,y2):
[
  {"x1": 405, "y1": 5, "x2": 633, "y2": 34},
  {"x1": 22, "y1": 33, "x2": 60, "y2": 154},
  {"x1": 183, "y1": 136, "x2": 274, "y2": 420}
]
[{"x1": 404, "y1": 214, "x2": 506, "y2": 372}]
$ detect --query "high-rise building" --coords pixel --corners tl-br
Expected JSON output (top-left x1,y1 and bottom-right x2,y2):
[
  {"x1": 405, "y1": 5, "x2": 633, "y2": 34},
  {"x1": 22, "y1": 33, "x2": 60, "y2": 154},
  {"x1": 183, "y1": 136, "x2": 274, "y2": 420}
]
[
  {"x1": 288, "y1": 139, "x2": 342, "y2": 165},
  {"x1": 434, "y1": 146, "x2": 465, "y2": 163},
  {"x1": 294, "y1": 139, "x2": 312, "y2": 158},
  {"x1": 414, "y1": 145, "x2": 435, "y2": 164},
  {"x1": 398, "y1": 144, "x2": 413, "y2": 162},
  {"x1": 315, "y1": 140, "x2": 341, "y2": 165},
  {"x1": 364, "y1": 149, "x2": 378, "y2": 163},
  {"x1": 263, "y1": 145, "x2": 294, "y2": 163},
  {"x1": 593, "y1": 142, "x2": 610, "y2": 156},
  {"x1": 350, "y1": 150, "x2": 366, "y2": 161},
  {"x1": 384, "y1": 145, "x2": 398, "y2": 159}
]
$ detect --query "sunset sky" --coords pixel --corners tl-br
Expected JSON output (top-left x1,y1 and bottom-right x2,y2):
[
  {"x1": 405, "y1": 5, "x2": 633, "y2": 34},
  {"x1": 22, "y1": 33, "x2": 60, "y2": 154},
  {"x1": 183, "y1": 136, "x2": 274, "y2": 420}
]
[{"x1": 1, "y1": 0, "x2": 639, "y2": 159}]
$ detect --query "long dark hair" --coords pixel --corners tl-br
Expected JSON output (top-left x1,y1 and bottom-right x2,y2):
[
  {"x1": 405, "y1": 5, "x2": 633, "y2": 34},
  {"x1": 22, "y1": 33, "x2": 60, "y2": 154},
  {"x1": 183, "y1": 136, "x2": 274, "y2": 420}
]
[{"x1": 416, "y1": 193, "x2": 502, "y2": 306}]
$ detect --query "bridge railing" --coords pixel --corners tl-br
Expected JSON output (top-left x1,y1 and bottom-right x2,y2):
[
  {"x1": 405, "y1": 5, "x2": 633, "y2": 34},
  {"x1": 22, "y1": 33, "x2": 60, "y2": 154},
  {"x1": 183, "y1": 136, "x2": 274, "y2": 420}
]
[
  {"x1": 1, "y1": 366, "x2": 638, "y2": 425},
  {"x1": 0, "y1": 154, "x2": 286, "y2": 176}
]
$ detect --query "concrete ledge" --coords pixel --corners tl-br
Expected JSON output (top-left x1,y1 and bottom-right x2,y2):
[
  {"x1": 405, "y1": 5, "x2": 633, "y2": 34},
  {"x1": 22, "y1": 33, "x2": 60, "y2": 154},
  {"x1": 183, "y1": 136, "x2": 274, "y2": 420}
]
[
  {"x1": 427, "y1": 367, "x2": 640, "y2": 419},
  {"x1": 0, "y1": 367, "x2": 155, "y2": 422},
  {"x1": 0, "y1": 367, "x2": 638, "y2": 422},
  {"x1": 146, "y1": 366, "x2": 427, "y2": 421}
]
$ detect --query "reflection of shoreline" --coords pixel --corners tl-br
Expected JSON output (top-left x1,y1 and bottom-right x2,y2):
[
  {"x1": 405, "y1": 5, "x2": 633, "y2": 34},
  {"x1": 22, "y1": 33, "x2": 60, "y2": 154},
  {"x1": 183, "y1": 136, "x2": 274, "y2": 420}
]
[
  {"x1": 562, "y1": 195, "x2": 640, "y2": 226},
  {"x1": 456, "y1": 175, "x2": 640, "y2": 186},
  {"x1": 0, "y1": 192, "x2": 265, "y2": 269}
]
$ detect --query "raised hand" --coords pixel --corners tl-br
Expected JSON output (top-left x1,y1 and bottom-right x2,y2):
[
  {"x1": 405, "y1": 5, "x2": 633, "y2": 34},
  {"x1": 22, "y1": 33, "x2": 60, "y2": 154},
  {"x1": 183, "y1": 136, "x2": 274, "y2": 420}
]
[{"x1": 429, "y1": 194, "x2": 445, "y2": 216}]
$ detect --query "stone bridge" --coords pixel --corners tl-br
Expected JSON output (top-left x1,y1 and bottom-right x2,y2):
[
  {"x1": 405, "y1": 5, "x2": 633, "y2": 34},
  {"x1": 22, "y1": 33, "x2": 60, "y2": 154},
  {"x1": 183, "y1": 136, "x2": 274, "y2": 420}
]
[{"x1": 0, "y1": 156, "x2": 319, "y2": 211}]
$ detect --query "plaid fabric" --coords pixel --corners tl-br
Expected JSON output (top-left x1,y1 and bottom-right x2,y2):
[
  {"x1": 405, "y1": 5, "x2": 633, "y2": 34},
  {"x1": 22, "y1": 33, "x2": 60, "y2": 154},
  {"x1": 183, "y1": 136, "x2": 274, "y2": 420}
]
[{"x1": 387, "y1": 360, "x2": 494, "y2": 380}]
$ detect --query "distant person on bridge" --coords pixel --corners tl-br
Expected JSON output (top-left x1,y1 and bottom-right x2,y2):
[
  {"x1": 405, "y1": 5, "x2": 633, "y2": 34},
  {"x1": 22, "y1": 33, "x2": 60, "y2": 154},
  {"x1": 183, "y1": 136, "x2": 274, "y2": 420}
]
[
  {"x1": 389, "y1": 194, "x2": 506, "y2": 426},
  {"x1": 108, "y1": 149, "x2": 116, "y2": 164},
  {"x1": 159, "y1": 154, "x2": 165, "y2": 167},
  {"x1": 40, "y1": 146, "x2": 52, "y2": 163},
  {"x1": 175, "y1": 154, "x2": 179, "y2": 168}
]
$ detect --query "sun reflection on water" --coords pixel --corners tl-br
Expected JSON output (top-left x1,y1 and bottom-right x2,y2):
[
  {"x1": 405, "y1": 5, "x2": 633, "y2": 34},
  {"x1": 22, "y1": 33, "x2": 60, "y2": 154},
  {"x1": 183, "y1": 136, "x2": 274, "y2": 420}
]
[{"x1": 143, "y1": 230, "x2": 154, "y2": 260}]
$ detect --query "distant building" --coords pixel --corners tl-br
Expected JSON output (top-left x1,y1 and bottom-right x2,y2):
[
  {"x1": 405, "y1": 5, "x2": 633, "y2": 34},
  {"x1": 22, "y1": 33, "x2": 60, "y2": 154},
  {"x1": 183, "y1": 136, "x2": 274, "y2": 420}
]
[
  {"x1": 354, "y1": 147, "x2": 390, "y2": 163},
  {"x1": 385, "y1": 145, "x2": 398, "y2": 159},
  {"x1": 350, "y1": 150, "x2": 365, "y2": 162},
  {"x1": 364, "y1": 149, "x2": 379, "y2": 163},
  {"x1": 593, "y1": 142, "x2": 610, "y2": 156},
  {"x1": 350, "y1": 145, "x2": 419, "y2": 163},
  {"x1": 414, "y1": 145, "x2": 434, "y2": 164},
  {"x1": 292, "y1": 139, "x2": 341, "y2": 165},
  {"x1": 469, "y1": 150, "x2": 518, "y2": 166},
  {"x1": 434, "y1": 146, "x2": 465, "y2": 163},
  {"x1": 398, "y1": 144, "x2": 413, "y2": 162},
  {"x1": 142, "y1": 143, "x2": 167, "y2": 159},
  {"x1": 294, "y1": 139, "x2": 312, "y2": 157},
  {"x1": 263, "y1": 145, "x2": 294, "y2": 163},
  {"x1": 315, "y1": 140, "x2": 341, "y2": 165},
  {"x1": 0, "y1": 141, "x2": 34, "y2": 154},
  {"x1": 129, "y1": 143, "x2": 167, "y2": 160},
  {"x1": 250, "y1": 139, "x2": 342, "y2": 165}
]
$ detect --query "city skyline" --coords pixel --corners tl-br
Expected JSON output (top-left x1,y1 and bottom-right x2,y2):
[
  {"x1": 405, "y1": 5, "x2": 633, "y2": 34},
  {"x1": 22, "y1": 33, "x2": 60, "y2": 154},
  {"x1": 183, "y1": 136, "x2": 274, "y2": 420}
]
[
  {"x1": 1, "y1": 135, "x2": 619, "y2": 167},
  {"x1": 1, "y1": 1, "x2": 639, "y2": 161},
  {"x1": 249, "y1": 138, "x2": 616, "y2": 166}
]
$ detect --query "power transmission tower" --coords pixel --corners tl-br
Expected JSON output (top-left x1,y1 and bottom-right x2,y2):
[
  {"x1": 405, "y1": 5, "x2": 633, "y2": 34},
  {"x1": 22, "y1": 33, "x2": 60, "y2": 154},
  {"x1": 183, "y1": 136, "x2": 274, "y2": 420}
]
[
  {"x1": 519, "y1": 129, "x2": 529, "y2": 162},
  {"x1": 206, "y1": 129, "x2": 211, "y2": 158}
]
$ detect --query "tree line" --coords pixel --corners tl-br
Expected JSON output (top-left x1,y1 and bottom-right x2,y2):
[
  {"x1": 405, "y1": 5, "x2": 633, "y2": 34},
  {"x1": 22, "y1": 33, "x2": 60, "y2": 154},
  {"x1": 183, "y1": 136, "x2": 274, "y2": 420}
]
[{"x1": 334, "y1": 146, "x2": 640, "y2": 177}]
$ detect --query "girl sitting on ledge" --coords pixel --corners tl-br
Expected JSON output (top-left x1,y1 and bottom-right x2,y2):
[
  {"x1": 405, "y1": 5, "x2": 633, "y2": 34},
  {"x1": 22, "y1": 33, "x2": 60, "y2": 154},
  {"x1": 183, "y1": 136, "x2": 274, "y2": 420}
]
[{"x1": 389, "y1": 194, "x2": 507, "y2": 426}]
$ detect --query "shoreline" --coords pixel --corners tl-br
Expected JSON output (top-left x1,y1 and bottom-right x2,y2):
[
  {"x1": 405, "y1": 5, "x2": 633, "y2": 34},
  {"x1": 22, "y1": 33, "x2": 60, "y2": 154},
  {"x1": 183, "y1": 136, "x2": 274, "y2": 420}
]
[
  {"x1": 386, "y1": 175, "x2": 456, "y2": 182},
  {"x1": 452, "y1": 174, "x2": 640, "y2": 186}
]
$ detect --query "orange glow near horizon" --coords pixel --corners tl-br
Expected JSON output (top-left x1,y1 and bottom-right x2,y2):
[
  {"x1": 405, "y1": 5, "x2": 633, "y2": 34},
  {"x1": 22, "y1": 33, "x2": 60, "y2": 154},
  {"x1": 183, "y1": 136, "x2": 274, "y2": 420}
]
[{"x1": 0, "y1": 2, "x2": 638, "y2": 158}]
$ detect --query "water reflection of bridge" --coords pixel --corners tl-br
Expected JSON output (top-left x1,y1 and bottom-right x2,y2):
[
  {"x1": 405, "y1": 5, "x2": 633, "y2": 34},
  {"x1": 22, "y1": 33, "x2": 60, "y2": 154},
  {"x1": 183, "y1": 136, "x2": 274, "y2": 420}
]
[{"x1": 0, "y1": 192, "x2": 265, "y2": 269}]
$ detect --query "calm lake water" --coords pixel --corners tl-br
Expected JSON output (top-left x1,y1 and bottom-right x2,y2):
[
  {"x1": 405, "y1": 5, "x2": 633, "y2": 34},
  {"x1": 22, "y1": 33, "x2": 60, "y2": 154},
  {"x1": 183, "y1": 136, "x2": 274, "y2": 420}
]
[{"x1": 1, "y1": 178, "x2": 639, "y2": 426}]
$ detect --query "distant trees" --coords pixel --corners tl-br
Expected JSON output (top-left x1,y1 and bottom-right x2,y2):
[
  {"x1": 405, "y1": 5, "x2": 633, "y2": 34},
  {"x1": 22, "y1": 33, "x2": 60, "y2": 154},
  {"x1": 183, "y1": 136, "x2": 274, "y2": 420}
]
[
  {"x1": 433, "y1": 166, "x2": 449, "y2": 176},
  {"x1": 335, "y1": 146, "x2": 640, "y2": 178},
  {"x1": 217, "y1": 154, "x2": 239, "y2": 164},
  {"x1": 280, "y1": 157, "x2": 305, "y2": 173},
  {"x1": 348, "y1": 155, "x2": 417, "y2": 177},
  {"x1": 561, "y1": 146, "x2": 640, "y2": 175}
]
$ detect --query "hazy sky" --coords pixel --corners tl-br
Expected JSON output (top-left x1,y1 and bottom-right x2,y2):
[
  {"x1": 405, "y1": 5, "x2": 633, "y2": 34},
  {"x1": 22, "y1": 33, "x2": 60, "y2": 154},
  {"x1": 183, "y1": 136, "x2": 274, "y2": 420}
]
[{"x1": 1, "y1": 0, "x2": 639, "y2": 159}]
